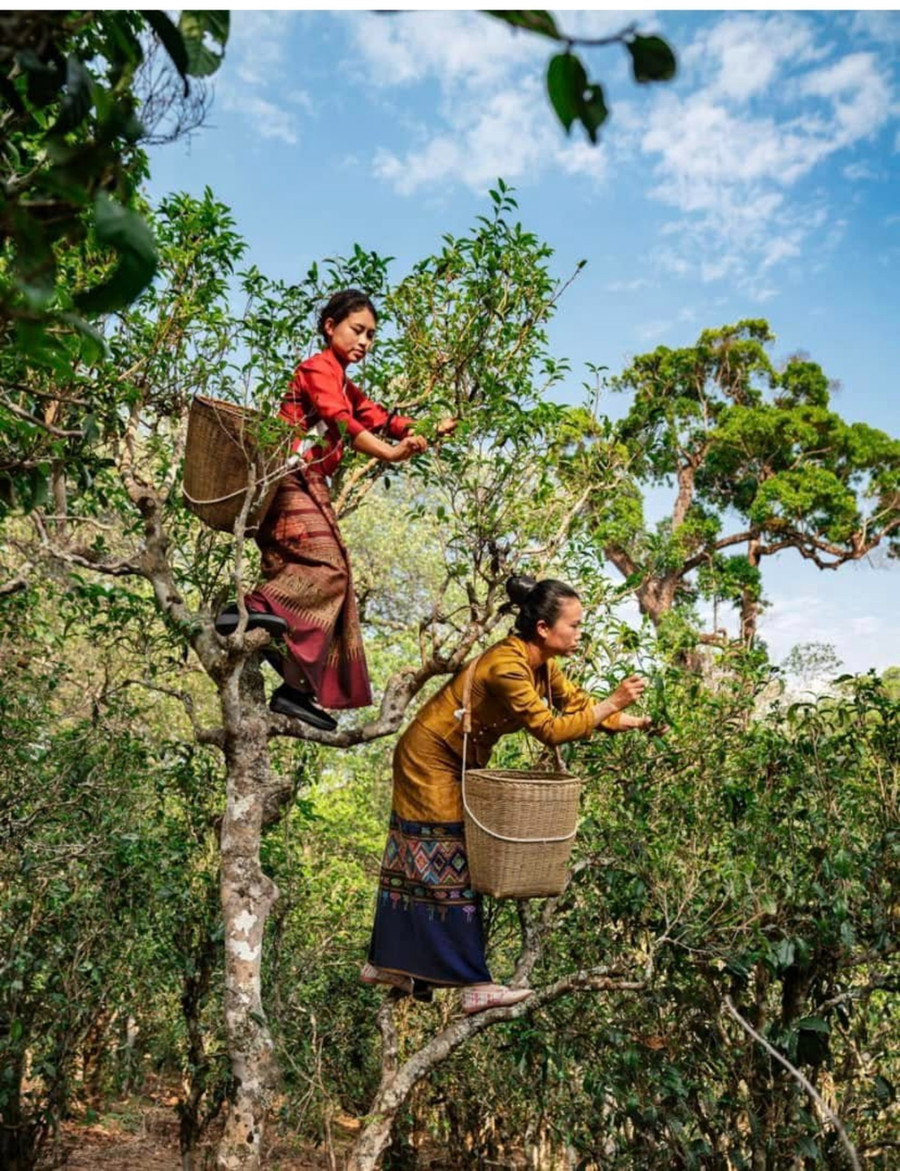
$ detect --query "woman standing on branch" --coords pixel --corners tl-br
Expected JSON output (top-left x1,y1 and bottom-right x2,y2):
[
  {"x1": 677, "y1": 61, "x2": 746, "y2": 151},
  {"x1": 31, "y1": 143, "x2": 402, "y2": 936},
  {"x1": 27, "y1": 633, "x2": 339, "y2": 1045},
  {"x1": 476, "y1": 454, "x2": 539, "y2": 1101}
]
[
  {"x1": 362, "y1": 576, "x2": 661, "y2": 1014},
  {"x1": 216, "y1": 289, "x2": 426, "y2": 731}
]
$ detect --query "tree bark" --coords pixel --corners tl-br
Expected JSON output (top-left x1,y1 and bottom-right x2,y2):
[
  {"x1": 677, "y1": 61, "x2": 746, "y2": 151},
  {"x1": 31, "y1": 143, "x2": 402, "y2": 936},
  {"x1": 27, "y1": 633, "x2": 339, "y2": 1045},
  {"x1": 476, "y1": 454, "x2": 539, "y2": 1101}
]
[
  {"x1": 216, "y1": 662, "x2": 280, "y2": 1171},
  {"x1": 348, "y1": 970, "x2": 644, "y2": 1171},
  {"x1": 740, "y1": 536, "x2": 762, "y2": 646}
]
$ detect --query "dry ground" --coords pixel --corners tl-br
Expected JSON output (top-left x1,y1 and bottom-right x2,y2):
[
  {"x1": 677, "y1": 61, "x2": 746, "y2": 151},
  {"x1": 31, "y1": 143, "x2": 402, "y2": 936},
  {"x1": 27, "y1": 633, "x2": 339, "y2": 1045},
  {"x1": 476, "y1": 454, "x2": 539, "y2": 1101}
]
[{"x1": 51, "y1": 1099, "x2": 350, "y2": 1170}]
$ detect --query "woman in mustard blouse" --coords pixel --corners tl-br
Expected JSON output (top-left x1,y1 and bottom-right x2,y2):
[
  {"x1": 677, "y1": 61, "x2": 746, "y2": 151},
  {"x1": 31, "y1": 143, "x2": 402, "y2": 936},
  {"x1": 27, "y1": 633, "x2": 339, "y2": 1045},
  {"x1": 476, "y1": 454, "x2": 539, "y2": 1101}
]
[{"x1": 362, "y1": 575, "x2": 657, "y2": 1014}]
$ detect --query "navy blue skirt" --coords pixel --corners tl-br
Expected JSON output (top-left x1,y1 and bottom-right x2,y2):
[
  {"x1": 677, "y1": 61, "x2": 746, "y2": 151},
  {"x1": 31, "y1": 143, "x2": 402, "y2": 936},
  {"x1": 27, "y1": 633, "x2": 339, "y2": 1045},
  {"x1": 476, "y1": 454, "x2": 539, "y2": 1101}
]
[{"x1": 367, "y1": 813, "x2": 491, "y2": 986}]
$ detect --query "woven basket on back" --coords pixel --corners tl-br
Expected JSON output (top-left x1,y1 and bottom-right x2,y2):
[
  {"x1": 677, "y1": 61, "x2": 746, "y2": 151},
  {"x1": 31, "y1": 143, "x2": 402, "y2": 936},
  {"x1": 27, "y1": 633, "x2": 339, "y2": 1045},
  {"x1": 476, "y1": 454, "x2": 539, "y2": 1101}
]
[
  {"x1": 459, "y1": 657, "x2": 584, "y2": 899},
  {"x1": 182, "y1": 396, "x2": 291, "y2": 533}
]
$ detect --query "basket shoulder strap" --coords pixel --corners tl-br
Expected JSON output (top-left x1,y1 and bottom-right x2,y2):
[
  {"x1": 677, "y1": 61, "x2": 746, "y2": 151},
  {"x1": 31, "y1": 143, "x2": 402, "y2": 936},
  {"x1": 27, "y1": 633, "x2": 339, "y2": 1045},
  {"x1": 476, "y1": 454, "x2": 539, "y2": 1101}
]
[
  {"x1": 460, "y1": 656, "x2": 479, "y2": 735},
  {"x1": 545, "y1": 662, "x2": 570, "y2": 776}
]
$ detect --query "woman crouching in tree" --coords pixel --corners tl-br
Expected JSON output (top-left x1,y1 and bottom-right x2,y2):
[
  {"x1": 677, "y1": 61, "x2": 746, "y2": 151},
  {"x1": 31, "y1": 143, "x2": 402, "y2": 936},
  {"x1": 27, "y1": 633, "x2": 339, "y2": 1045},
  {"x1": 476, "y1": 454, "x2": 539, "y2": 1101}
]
[
  {"x1": 362, "y1": 575, "x2": 660, "y2": 1014},
  {"x1": 216, "y1": 289, "x2": 426, "y2": 731}
]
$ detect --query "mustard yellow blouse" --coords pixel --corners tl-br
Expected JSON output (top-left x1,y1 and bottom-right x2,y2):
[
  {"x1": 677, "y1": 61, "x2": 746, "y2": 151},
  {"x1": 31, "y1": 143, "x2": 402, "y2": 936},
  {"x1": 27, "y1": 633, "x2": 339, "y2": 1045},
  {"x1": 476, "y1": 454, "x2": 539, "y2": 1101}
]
[
  {"x1": 417, "y1": 634, "x2": 617, "y2": 767},
  {"x1": 392, "y1": 635, "x2": 619, "y2": 823}
]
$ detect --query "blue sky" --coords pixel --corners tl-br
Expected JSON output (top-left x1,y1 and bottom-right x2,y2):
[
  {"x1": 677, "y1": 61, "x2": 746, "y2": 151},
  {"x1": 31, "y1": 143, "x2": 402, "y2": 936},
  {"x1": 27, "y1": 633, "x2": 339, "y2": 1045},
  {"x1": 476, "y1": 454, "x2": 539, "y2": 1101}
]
[{"x1": 146, "y1": 8, "x2": 900, "y2": 677}]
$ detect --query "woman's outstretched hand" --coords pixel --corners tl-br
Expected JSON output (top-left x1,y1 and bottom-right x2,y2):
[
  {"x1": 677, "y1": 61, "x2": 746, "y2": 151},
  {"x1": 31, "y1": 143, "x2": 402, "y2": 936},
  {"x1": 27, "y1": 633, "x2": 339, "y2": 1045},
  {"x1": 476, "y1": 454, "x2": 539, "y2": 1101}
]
[
  {"x1": 389, "y1": 434, "x2": 428, "y2": 462},
  {"x1": 608, "y1": 674, "x2": 647, "y2": 712}
]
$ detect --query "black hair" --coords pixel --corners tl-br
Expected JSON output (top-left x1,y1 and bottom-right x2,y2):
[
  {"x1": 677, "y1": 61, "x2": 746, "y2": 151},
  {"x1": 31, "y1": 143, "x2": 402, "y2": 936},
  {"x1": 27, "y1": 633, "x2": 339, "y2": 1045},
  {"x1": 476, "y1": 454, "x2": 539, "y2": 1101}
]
[
  {"x1": 502, "y1": 575, "x2": 580, "y2": 640},
  {"x1": 318, "y1": 289, "x2": 378, "y2": 342}
]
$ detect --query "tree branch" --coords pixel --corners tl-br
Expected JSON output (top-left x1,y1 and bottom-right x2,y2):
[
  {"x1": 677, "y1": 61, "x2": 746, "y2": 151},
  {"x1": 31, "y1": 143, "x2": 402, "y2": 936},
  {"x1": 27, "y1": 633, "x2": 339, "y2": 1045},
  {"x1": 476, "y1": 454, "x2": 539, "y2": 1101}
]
[
  {"x1": 722, "y1": 996, "x2": 860, "y2": 1171},
  {"x1": 0, "y1": 563, "x2": 31, "y2": 597}
]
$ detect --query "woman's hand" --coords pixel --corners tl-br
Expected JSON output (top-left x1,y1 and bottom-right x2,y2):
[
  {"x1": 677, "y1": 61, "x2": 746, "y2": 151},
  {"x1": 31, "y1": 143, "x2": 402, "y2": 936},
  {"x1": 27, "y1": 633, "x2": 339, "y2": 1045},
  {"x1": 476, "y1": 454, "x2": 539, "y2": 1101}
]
[
  {"x1": 590, "y1": 675, "x2": 647, "y2": 730},
  {"x1": 436, "y1": 416, "x2": 459, "y2": 437},
  {"x1": 608, "y1": 674, "x2": 647, "y2": 712},
  {"x1": 387, "y1": 434, "x2": 428, "y2": 463}
]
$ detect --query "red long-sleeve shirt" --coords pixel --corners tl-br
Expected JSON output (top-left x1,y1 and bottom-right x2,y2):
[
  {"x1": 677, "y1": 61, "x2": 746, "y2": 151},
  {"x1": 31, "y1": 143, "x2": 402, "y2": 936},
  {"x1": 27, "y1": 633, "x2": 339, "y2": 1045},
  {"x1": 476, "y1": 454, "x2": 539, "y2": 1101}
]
[{"x1": 279, "y1": 347, "x2": 414, "y2": 478}]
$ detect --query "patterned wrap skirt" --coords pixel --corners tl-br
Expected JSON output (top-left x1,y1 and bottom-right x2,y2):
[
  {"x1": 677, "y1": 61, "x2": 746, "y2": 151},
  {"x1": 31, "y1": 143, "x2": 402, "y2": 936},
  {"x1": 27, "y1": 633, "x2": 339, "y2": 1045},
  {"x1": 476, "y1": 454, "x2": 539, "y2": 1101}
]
[
  {"x1": 367, "y1": 722, "x2": 491, "y2": 986},
  {"x1": 246, "y1": 467, "x2": 372, "y2": 710}
]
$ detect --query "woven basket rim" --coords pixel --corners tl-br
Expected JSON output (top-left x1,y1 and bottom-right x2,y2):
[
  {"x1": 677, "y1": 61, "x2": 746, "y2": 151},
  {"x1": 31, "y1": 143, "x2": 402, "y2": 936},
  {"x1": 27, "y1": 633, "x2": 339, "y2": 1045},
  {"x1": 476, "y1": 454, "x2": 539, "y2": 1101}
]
[
  {"x1": 464, "y1": 768, "x2": 581, "y2": 784},
  {"x1": 192, "y1": 394, "x2": 254, "y2": 415}
]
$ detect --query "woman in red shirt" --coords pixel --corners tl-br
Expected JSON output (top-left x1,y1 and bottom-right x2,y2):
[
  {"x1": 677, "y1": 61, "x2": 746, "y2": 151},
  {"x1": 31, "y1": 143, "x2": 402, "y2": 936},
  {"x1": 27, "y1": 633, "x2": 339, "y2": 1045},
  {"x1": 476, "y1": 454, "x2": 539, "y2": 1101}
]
[{"x1": 216, "y1": 290, "x2": 426, "y2": 730}]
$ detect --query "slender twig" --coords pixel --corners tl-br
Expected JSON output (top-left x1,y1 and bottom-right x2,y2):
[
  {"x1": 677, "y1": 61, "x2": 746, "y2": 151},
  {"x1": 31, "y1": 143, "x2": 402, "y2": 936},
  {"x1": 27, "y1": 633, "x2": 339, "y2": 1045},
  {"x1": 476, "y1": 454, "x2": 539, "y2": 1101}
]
[{"x1": 722, "y1": 996, "x2": 860, "y2": 1171}]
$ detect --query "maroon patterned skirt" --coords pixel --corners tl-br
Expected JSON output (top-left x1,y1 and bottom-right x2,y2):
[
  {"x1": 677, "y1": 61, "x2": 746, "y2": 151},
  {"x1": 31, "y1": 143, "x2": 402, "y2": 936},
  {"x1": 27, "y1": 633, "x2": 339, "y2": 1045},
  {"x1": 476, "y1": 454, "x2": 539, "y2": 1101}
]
[{"x1": 245, "y1": 468, "x2": 372, "y2": 710}]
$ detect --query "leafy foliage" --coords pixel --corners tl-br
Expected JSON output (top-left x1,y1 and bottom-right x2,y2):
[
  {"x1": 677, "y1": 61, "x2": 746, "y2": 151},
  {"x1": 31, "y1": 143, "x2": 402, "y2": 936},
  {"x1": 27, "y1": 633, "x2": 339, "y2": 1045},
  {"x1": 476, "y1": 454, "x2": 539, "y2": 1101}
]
[
  {"x1": 487, "y1": 10, "x2": 676, "y2": 143},
  {"x1": 565, "y1": 320, "x2": 900, "y2": 647},
  {"x1": 0, "y1": 10, "x2": 228, "y2": 513}
]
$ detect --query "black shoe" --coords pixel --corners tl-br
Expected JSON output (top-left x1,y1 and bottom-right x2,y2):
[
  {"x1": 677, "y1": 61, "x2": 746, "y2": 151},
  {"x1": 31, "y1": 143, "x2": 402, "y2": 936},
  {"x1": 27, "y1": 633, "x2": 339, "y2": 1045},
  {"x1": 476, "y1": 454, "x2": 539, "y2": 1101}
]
[
  {"x1": 412, "y1": 979, "x2": 434, "y2": 1003},
  {"x1": 215, "y1": 603, "x2": 288, "y2": 638},
  {"x1": 269, "y1": 684, "x2": 337, "y2": 732}
]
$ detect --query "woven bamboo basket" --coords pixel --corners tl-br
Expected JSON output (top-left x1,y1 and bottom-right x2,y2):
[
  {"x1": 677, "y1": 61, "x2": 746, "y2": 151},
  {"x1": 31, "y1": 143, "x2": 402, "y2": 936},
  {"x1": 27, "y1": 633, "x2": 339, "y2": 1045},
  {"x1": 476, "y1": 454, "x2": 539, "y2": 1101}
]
[
  {"x1": 182, "y1": 396, "x2": 291, "y2": 533},
  {"x1": 458, "y1": 655, "x2": 584, "y2": 898},
  {"x1": 462, "y1": 767, "x2": 583, "y2": 898}
]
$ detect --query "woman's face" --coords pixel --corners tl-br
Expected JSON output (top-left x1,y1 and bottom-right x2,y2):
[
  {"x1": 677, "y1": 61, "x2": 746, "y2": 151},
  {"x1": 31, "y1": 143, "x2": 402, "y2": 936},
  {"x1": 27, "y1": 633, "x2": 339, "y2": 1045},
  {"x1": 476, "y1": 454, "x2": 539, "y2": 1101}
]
[
  {"x1": 537, "y1": 597, "x2": 584, "y2": 657},
  {"x1": 324, "y1": 307, "x2": 376, "y2": 366}
]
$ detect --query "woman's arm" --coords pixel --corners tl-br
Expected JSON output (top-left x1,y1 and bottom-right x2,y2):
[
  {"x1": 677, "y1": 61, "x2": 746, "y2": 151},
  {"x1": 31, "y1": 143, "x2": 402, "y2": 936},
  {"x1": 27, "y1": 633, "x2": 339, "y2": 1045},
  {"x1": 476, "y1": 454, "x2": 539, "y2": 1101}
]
[
  {"x1": 549, "y1": 661, "x2": 647, "y2": 732},
  {"x1": 590, "y1": 675, "x2": 647, "y2": 728},
  {"x1": 352, "y1": 430, "x2": 427, "y2": 463}
]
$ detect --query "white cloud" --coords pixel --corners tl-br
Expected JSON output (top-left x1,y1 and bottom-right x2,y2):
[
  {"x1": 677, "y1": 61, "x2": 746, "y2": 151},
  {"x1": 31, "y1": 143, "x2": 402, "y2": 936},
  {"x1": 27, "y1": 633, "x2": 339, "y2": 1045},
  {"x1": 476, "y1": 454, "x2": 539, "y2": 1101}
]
[
  {"x1": 635, "y1": 318, "x2": 674, "y2": 342},
  {"x1": 759, "y1": 592, "x2": 900, "y2": 674},
  {"x1": 843, "y1": 160, "x2": 879, "y2": 180},
  {"x1": 605, "y1": 277, "x2": 655, "y2": 293},
  {"x1": 230, "y1": 11, "x2": 295, "y2": 85},
  {"x1": 371, "y1": 67, "x2": 608, "y2": 196},
  {"x1": 338, "y1": 10, "x2": 897, "y2": 294},
  {"x1": 850, "y1": 12, "x2": 900, "y2": 46},
  {"x1": 799, "y1": 52, "x2": 893, "y2": 144},
  {"x1": 684, "y1": 12, "x2": 825, "y2": 102},
  {"x1": 635, "y1": 17, "x2": 896, "y2": 295},
  {"x1": 216, "y1": 11, "x2": 302, "y2": 147},
  {"x1": 346, "y1": 10, "x2": 546, "y2": 92},
  {"x1": 348, "y1": 11, "x2": 623, "y2": 196}
]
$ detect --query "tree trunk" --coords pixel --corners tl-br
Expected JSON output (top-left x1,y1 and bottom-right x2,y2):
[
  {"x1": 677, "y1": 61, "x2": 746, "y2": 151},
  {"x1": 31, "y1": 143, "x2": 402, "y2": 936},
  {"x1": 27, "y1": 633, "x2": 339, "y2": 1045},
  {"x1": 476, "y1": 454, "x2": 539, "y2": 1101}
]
[
  {"x1": 740, "y1": 537, "x2": 762, "y2": 646},
  {"x1": 216, "y1": 662, "x2": 280, "y2": 1171}
]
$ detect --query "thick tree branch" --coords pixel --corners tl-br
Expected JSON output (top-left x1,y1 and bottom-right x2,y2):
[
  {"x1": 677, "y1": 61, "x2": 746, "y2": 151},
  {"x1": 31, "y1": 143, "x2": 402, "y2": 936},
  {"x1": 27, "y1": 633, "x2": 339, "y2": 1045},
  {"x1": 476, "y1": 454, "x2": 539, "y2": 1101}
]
[{"x1": 0, "y1": 563, "x2": 31, "y2": 597}]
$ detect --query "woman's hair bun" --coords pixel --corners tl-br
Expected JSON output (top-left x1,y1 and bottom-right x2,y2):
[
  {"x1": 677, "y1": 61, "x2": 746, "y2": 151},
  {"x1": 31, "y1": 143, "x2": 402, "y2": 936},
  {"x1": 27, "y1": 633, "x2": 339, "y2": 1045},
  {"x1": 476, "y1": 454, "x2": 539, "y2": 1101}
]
[{"x1": 505, "y1": 575, "x2": 538, "y2": 607}]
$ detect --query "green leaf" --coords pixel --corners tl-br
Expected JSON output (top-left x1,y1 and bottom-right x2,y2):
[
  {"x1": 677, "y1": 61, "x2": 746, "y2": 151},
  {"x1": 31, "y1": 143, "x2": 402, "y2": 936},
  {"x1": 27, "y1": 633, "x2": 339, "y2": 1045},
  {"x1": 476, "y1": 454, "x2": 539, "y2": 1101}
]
[
  {"x1": 74, "y1": 194, "x2": 158, "y2": 315},
  {"x1": 16, "y1": 48, "x2": 65, "y2": 107},
  {"x1": 795, "y1": 1017, "x2": 829, "y2": 1035},
  {"x1": 9, "y1": 1019, "x2": 23, "y2": 1044},
  {"x1": 580, "y1": 83, "x2": 609, "y2": 144},
  {"x1": 51, "y1": 55, "x2": 94, "y2": 134},
  {"x1": 487, "y1": 10, "x2": 561, "y2": 41},
  {"x1": 627, "y1": 35, "x2": 677, "y2": 83},
  {"x1": 59, "y1": 312, "x2": 110, "y2": 363},
  {"x1": 29, "y1": 467, "x2": 50, "y2": 510},
  {"x1": 547, "y1": 53, "x2": 587, "y2": 134},
  {"x1": 772, "y1": 938, "x2": 795, "y2": 970},
  {"x1": 179, "y1": 11, "x2": 230, "y2": 77},
  {"x1": 141, "y1": 11, "x2": 190, "y2": 93}
]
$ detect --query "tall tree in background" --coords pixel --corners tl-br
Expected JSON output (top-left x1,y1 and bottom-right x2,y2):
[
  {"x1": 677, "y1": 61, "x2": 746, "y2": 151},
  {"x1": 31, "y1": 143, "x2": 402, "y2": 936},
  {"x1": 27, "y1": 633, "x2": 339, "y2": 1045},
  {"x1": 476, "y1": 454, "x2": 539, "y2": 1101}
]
[{"x1": 572, "y1": 320, "x2": 900, "y2": 650}]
